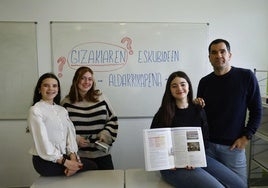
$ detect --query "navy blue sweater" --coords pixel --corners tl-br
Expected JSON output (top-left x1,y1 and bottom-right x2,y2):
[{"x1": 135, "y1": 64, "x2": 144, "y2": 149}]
[{"x1": 197, "y1": 67, "x2": 262, "y2": 146}]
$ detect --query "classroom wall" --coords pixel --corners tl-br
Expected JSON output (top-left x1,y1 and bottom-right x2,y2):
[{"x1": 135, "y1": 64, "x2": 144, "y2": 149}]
[{"x1": 0, "y1": 0, "x2": 267, "y2": 187}]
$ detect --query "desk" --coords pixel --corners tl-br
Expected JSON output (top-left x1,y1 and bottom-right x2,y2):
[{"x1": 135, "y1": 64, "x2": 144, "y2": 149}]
[
  {"x1": 125, "y1": 169, "x2": 173, "y2": 188},
  {"x1": 31, "y1": 170, "x2": 124, "y2": 188}
]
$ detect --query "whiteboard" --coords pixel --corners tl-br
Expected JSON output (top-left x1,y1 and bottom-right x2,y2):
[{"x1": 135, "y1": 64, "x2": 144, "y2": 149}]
[
  {"x1": 51, "y1": 22, "x2": 208, "y2": 117},
  {"x1": 0, "y1": 22, "x2": 38, "y2": 119}
]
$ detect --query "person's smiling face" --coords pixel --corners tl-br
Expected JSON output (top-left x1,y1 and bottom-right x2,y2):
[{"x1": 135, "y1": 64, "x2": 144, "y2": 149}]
[
  {"x1": 78, "y1": 71, "x2": 93, "y2": 96},
  {"x1": 40, "y1": 78, "x2": 59, "y2": 104},
  {"x1": 170, "y1": 76, "x2": 189, "y2": 102}
]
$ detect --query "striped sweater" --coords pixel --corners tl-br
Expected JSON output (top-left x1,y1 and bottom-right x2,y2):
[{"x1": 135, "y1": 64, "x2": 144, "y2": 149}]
[{"x1": 61, "y1": 94, "x2": 118, "y2": 158}]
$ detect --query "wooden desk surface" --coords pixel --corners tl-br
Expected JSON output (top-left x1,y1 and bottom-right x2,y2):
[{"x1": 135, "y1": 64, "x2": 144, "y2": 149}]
[
  {"x1": 31, "y1": 170, "x2": 124, "y2": 188},
  {"x1": 125, "y1": 169, "x2": 173, "y2": 188}
]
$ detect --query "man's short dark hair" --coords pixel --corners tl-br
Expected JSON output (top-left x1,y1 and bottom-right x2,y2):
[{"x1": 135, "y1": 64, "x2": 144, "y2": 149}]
[{"x1": 208, "y1": 39, "x2": 231, "y2": 53}]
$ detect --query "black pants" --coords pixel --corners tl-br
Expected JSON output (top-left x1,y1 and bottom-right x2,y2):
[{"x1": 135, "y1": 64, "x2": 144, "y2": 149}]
[
  {"x1": 90, "y1": 154, "x2": 114, "y2": 170},
  {"x1": 32, "y1": 155, "x2": 98, "y2": 177}
]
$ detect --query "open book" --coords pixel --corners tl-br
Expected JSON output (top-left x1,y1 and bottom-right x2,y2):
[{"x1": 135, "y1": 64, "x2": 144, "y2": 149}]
[{"x1": 143, "y1": 127, "x2": 207, "y2": 171}]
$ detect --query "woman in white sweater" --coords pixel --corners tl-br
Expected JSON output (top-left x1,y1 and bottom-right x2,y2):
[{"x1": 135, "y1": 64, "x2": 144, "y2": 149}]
[{"x1": 28, "y1": 73, "x2": 97, "y2": 176}]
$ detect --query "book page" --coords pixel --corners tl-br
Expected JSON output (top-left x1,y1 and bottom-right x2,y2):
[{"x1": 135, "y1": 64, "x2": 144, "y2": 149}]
[
  {"x1": 171, "y1": 127, "x2": 207, "y2": 168},
  {"x1": 143, "y1": 128, "x2": 174, "y2": 171}
]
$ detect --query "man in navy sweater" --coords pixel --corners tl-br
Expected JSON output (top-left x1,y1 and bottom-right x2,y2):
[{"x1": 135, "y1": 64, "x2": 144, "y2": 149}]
[{"x1": 197, "y1": 39, "x2": 262, "y2": 185}]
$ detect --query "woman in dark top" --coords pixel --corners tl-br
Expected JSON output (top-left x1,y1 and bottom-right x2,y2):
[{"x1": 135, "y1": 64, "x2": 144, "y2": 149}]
[{"x1": 150, "y1": 71, "x2": 246, "y2": 188}]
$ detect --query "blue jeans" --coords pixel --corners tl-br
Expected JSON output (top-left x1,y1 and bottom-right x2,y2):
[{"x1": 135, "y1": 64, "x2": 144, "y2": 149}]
[
  {"x1": 160, "y1": 164, "x2": 225, "y2": 188},
  {"x1": 160, "y1": 155, "x2": 246, "y2": 188},
  {"x1": 204, "y1": 155, "x2": 247, "y2": 188},
  {"x1": 206, "y1": 142, "x2": 247, "y2": 186}
]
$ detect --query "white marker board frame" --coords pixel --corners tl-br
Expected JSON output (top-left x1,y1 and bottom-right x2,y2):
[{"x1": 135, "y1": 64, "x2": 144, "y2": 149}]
[
  {"x1": 0, "y1": 22, "x2": 38, "y2": 119},
  {"x1": 51, "y1": 22, "x2": 208, "y2": 117}
]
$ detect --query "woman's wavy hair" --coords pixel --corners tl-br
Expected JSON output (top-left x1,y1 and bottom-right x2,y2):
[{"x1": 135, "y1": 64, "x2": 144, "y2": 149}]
[
  {"x1": 68, "y1": 66, "x2": 101, "y2": 103},
  {"x1": 32, "y1": 73, "x2": 61, "y2": 105}
]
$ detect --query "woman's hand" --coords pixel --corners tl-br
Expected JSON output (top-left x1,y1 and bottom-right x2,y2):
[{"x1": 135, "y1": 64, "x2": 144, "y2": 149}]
[
  {"x1": 64, "y1": 159, "x2": 83, "y2": 171},
  {"x1": 64, "y1": 169, "x2": 77, "y2": 176},
  {"x1": 63, "y1": 159, "x2": 83, "y2": 176},
  {"x1": 185, "y1": 165, "x2": 195, "y2": 170},
  {"x1": 170, "y1": 166, "x2": 195, "y2": 170},
  {"x1": 78, "y1": 137, "x2": 90, "y2": 148}
]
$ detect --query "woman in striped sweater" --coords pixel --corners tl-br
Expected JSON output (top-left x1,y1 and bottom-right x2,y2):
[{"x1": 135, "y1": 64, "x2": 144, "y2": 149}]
[{"x1": 61, "y1": 66, "x2": 118, "y2": 170}]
